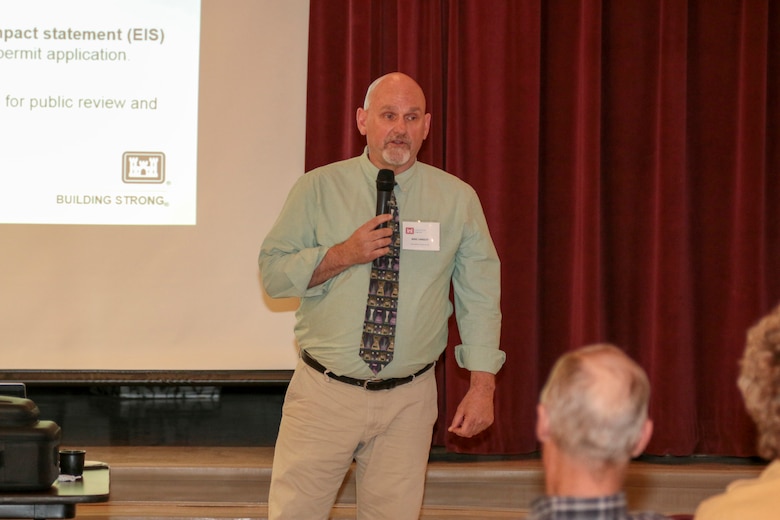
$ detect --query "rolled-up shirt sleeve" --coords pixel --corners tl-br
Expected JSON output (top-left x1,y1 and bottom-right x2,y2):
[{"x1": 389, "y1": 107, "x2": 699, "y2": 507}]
[
  {"x1": 451, "y1": 192, "x2": 505, "y2": 374},
  {"x1": 259, "y1": 174, "x2": 332, "y2": 298}
]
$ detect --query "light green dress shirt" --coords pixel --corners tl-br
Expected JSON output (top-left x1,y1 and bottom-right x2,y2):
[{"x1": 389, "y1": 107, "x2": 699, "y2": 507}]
[{"x1": 259, "y1": 152, "x2": 504, "y2": 379}]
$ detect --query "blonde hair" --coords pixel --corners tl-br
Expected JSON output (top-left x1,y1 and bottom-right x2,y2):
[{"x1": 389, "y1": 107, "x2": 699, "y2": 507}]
[{"x1": 739, "y1": 304, "x2": 780, "y2": 460}]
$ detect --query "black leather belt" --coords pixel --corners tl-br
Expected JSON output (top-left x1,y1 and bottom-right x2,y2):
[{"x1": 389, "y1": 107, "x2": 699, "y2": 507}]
[{"x1": 301, "y1": 349, "x2": 434, "y2": 391}]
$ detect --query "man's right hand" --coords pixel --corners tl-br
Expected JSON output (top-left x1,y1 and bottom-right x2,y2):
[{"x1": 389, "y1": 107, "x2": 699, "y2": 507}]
[{"x1": 308, "y1": 214, "x2": 394, "y2": 288}]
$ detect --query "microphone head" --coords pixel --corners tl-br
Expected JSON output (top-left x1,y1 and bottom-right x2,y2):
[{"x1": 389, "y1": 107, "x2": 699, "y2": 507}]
[{"x1": 376, "y1": 169, "x2": 395, "y2": 191}]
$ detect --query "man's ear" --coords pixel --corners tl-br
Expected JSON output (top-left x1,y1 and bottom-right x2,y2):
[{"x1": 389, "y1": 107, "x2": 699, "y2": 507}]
[
  {"x1": 423, "y1": 112, "x2": 432, "y2": 140},
  {"x1": 356, "y1": 107, "x2": 368, "y2": 136},
  {"x1": 631, "y1": 419, "x2": 653, "y2": 458},
  {"x1": 536, "y1": 403, "x2": 550, "y2": 442}
]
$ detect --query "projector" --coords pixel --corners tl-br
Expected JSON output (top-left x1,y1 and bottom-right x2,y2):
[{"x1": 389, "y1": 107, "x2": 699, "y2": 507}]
[{"x1": 0, "y1": 396, "x2": 61, "y2": 491}]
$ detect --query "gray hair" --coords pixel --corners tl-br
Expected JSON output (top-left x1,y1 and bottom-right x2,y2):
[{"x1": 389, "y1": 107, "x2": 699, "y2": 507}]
[{"x1": 540, "y1": 344, "x2": 651, "y2": 466}]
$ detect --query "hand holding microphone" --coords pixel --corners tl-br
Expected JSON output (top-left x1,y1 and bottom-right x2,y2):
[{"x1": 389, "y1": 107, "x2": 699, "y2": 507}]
[{"x1": 323, "y1": 169, "x2": 395, "y2": 269}]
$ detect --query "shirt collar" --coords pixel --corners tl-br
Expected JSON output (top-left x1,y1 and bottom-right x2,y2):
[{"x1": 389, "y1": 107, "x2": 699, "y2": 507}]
[
  {"x1": 359, "y1": 148, "x2": 418, "y2": 193},
  {"x1": 529, "y1": 492, "x2": 628, "y2": 520}
]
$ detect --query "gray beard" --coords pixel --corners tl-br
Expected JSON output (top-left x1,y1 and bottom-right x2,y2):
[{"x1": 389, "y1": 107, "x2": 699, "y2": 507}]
[{"x1": 382, "y1": 147, "x2": 411, "y2": 167}]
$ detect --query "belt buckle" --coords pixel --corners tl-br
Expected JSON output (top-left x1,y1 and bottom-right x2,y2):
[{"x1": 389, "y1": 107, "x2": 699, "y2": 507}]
[{"x1": 363, "y1": 378, "x2": 383, "y2": 390}]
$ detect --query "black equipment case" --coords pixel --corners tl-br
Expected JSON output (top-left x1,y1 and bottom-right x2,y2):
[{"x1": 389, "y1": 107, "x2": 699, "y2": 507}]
[{"x1": 0, "y1": 396, "x2": 61, "y2": 491}]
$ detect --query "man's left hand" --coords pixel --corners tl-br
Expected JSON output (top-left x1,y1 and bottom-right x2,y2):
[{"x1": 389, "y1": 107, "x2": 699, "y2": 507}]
[{"x1": 447, "y1": 371, "x2": 496, "y2": 438}]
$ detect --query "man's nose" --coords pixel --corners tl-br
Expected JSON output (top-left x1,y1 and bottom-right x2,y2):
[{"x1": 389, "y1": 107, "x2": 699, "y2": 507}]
[{"x1": 392, "y1": 118, "x2": 407, "y2": 132}]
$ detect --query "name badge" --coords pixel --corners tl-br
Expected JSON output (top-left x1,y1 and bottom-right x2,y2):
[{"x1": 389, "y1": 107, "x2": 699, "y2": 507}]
[{"x1": 402, "y1": 221, "x2": 440, "y2": 251}]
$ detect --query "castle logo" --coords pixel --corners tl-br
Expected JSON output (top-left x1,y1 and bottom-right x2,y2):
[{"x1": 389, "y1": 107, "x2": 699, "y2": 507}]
[{"x1": 122, "y1": 152, "x2": 166, "y2": 184}]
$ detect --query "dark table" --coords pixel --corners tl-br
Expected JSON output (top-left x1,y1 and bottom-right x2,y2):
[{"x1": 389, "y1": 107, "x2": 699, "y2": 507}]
[{"x1": 0, "y1": 466, "x2": 109, "y2": 519}]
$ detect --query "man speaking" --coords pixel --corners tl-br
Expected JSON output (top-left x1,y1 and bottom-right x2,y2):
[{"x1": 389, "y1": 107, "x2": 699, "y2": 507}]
[{"x1": 259, "y1": 72, "x2": 504, "y2": 520}]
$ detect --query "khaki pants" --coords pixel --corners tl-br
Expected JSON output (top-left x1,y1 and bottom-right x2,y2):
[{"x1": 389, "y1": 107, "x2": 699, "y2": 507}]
[{"x1": 268, "y1": 357, "x2": 438, "y2": 520}]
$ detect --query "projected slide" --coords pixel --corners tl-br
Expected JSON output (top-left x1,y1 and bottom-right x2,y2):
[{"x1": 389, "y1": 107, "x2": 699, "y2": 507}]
[{"x1": 0, "y1": 0, "x2": 201, "y2": 225}]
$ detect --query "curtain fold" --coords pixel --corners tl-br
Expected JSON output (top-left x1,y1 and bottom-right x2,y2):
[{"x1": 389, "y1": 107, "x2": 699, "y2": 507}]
[
  {"x1": 599, "y1": 0, "x2": 698, "y2": 455},
  {"x1": 305, "y1": 0, "x2": 780, "y2": 456},
  {"x1": 435, "y1": 0, "x2": 543, "y2": 453},
  {"x1": 538, "y1": 0, "x2": 606, "y2": 385}
]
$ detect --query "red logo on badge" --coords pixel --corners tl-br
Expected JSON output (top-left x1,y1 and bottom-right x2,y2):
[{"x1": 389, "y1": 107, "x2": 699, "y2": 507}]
[{"x1": 405, "y1": 227, "x2": 414, "y2": 234}]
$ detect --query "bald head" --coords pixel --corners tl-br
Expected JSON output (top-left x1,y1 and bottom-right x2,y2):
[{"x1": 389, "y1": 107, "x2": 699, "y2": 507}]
[{"x1": 363, "y1": 72, "x2": 427, "y2": 111}]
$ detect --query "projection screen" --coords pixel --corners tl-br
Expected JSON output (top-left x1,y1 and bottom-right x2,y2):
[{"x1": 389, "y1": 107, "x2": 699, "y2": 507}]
[{"x1": 0, "y1": 0, "x2": 307, "y2": 377}]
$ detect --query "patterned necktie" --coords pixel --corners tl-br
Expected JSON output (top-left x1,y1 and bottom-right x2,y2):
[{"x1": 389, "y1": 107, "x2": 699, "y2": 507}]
[{"x1": 359, "y1": 191, "x2": 400, "y2": 374}]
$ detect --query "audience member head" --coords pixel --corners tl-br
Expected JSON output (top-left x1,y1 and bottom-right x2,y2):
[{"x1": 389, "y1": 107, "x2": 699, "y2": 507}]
[
  {"x1": 739, "y1": 303, "x2": 780, "y2": 460},
  {"x1": 537, "y1": 344, "x2": 653, "y2": 477}
]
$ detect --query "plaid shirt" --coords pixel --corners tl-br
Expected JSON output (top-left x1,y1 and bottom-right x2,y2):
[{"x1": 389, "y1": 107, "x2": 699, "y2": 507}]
[{"x1": 528, "y1": 493, "x2": 669, "y2": 520}]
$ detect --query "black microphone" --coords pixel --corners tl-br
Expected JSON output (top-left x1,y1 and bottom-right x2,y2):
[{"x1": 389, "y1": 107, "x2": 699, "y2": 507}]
[{"x1": 375, "y1": 169, "x2": 395, "y2": 227}]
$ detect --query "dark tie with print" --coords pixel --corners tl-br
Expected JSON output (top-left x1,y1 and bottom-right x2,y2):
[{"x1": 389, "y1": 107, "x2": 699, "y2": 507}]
[{"x1": 359, "y1": 191, "x2": 400, "y2": 374}]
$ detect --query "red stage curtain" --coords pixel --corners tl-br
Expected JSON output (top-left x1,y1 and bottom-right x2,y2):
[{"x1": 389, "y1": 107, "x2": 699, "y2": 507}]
[{"x1": 305, "y1": 0, "x2": 780, "y2": 456}]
